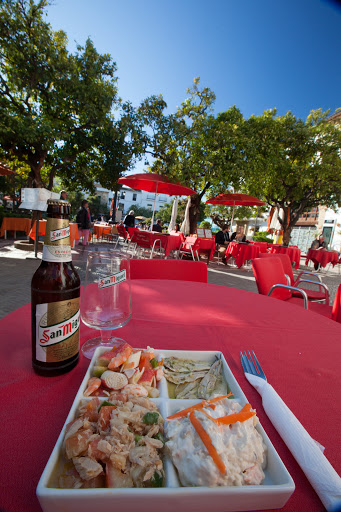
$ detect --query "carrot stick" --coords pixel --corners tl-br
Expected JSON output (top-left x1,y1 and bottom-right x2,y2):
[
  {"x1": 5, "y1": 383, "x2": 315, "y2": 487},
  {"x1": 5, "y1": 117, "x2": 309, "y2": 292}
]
[
  {"x1": 167, "y1": 393, "x2": 232, "y2": 421},
  {"x1": 215, "y1": 410, "x2": 256, "y2": 426},
  {"x1": 189, "y1": 412, "x2": 226, "y2": 475}
]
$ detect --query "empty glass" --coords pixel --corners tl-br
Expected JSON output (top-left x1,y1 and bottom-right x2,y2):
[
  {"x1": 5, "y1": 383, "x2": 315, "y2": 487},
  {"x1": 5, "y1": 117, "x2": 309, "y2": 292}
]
[{"x1": 80, "y1": 250, "x2": 131, "y2": 359}]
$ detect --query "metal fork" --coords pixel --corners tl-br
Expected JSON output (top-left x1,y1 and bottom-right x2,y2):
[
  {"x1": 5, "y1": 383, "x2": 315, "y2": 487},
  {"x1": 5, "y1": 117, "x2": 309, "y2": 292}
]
[
  {"x1": 240, "y1": 350, "x2": 341, "y2": 511},
  {"x1": 240, "y1": 350, "x2": 266, "y2": 381}
]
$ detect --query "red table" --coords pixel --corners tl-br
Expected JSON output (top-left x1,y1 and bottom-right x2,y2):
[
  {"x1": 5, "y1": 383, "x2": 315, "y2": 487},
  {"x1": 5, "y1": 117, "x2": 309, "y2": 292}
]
[
  {"x1": 226, "y1": 241, "x2": 261, "y2": 267},
  {"x1": 29, "y1": 220, "x2": 80, "y2": 248},
  {"x1": 196, "y1": 237, "x2": 216, "y2": 262},
  {"x1": 131, "y1": 229, "x2": 183, "y2": 257},
  {"x1": 249, "y1": 241, "x2": 268, "y2": 253},
  {"x1": 268, "y1": 244, "x2": 301, "y2": 269},
  {"x1": 305, "y1": 248, "x2": 339, "y2": 269},
  {"x1": 0, "y1": 217, "x2": 31, "y2": 238},
  {"x1": 1, "y1": 281, "x2": 341, "y2": 511}
]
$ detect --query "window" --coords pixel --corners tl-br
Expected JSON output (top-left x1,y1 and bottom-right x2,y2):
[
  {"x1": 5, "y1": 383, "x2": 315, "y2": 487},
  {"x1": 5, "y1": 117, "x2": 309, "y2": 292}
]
[
  {"x1": 120, "y1": 191, "x2": 125, "y2": 199},
  {"x1": 133, "y1": 193, "x2": 137, "y2": 201},
  {"x1": 147, "y1": 204, "x2": 152, "y2": 210}
]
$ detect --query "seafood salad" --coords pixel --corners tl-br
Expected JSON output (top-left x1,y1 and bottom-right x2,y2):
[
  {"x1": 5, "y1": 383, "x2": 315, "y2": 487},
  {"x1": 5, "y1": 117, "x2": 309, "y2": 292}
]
[
  {"x1": 164, "y1": 357, "x2": 227, "y2": 399},
  {"x1": 59, "y1": 395, "x2": 165, "y2": 489},
  {"x1": 84, "y1": 344, "x2": 163, "y2": 399},
  {"x1": 166, "y1": 396, "x2": 267, "y2": 487}
]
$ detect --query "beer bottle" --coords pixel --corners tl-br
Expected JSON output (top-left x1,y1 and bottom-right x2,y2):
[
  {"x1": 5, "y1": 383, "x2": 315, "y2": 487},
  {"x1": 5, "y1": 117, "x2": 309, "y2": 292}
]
[{"x1": 31, "y1": 199, "x2": 81, "y2": 376}]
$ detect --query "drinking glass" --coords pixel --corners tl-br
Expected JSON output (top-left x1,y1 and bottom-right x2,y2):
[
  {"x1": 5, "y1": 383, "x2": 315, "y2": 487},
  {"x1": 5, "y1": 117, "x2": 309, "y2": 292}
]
[{"x1": 80, "y1": 250, "x2": 131, "y2": 359}]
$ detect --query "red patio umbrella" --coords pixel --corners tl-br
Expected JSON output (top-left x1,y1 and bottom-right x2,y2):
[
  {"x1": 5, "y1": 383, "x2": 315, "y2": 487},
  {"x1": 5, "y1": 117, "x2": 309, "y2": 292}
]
[
  {"x1": 0, "y1": 164, "x2": 15, "y2": 176},
  {"x1": 118, "y1": 173, "x2": 195, "y2": 230},
  {"x1": 205, "y1": 193, "x2": 265, "y2": 233}
]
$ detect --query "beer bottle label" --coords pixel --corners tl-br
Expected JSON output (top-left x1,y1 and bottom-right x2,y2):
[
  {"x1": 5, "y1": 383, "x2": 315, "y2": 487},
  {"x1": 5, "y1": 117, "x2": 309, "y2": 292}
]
[
  {"x1": 43, "y1": 219, "x2": 72, "y2": 262},
  {"x1": 35, "y1": 297, "x2": 80, "y2": 363}
]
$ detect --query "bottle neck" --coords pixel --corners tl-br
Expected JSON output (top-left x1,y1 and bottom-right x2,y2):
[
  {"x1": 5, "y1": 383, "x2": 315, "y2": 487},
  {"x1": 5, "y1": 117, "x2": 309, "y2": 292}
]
[{"x1": 42, "y1": 216, "x2": 72, "y2": 263}]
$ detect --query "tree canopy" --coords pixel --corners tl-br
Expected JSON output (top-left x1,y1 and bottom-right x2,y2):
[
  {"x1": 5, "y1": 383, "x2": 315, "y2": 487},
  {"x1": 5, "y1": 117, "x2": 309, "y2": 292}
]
[{"x1": 0, "y1": 0, "x2": 137, "y2": 193}]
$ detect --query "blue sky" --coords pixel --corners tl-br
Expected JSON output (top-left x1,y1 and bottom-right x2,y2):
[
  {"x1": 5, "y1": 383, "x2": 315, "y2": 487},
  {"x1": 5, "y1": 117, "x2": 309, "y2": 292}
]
[{"x1": 46, "y1": 0, "x2": 341, "y2": 123}]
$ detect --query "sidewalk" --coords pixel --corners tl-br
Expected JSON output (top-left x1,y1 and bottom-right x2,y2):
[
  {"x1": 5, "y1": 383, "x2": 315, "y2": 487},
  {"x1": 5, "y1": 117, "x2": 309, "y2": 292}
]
[{"x1": 1, "y1": 237, "x2": 340, "y2": 319}]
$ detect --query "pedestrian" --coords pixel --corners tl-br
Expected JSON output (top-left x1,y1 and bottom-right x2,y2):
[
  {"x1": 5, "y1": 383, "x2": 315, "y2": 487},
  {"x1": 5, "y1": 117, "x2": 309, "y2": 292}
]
[
  {"x1": 123, "y1": 210, "x2": 135, "y2": 231},
  {"x1": 60, "y1": 190, "x2": 67, "y2": 200},
  {"x1": 75, "y1": 199, "x2": 91, "y2": 246}
]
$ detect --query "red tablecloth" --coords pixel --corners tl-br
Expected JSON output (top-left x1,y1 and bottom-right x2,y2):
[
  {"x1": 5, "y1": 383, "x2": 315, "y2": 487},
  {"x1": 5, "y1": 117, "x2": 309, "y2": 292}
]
[
  {"x1": 29, "y1": 220, "x2": 79, "y2": 248},
  {"x1": 0, "y1": 217, "x2": 31, "y2": 237},
  {"x1": 268, "y1": 244, "x2": 301, "y2": 269},
  {"x1": 131, "y1": 230, "x2": 183, "y2": 257},
  {"x1": 1, "y1": 281, "x2": 341, "y2": 512},
  {"x1": 226, "y1": 241, "x2": 261, "y2": 267},
  {"x1": 305, "y1": 248, "x2": 339, "y2": 268},
  {"x1": 197, "y1": 237, "x2": 216, "y2": 261},
  {"x1": 249, "y1": 241, "x2": 268, "y2": 253}
]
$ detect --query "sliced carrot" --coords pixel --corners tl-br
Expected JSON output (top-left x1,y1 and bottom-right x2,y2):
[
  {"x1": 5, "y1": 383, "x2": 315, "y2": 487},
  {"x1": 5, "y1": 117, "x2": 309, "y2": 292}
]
[
  {"x1": 189, "y1": 412, "x2": 225, "y2": 475},
  {"x1": 215, "y1": 410, "x2": 256, "y2": 426},
  {"x1": 167, "y1": 393, "x2": 232, "y2": 421}
]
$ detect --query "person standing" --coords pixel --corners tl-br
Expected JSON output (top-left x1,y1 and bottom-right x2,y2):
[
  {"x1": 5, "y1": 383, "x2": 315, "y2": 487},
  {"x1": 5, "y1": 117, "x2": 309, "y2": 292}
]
[
  {"x1": 123, "y1": 210, "x2": 135, "y2": 231},
  {"x1": 215, "y1": 224, "x2": 230, "y2": 265},
  {"x1": 75, "y1": 199, "x2": 91, "y2": 246}
]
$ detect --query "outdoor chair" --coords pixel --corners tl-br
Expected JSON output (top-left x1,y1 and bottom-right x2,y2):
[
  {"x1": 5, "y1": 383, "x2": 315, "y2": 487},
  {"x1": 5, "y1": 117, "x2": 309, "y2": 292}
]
[
  {"x1": 258, "y1": 253, "x2": 329, "y2": 304},
  {"x1": 101, "y1": 225, "x2": 118, "y2": 244},
  {"x1": 178, "y1": 236, "x2": 201, "y2": 261},
  {"x1": 115, "y1": 224, "x2": 137, "y2": 254},
  {"x1": 307, "y1": 283, "x2": 341, "y2": 323},
  {"x1": 252, "y1": 257, "x2": 309, "y2": 309},
  {"x1": 130, "y1": 258, "x2": 208, "y2": 283},
  {"x1": 130, "y1": 231, "x2": 164, "y2": 259}
]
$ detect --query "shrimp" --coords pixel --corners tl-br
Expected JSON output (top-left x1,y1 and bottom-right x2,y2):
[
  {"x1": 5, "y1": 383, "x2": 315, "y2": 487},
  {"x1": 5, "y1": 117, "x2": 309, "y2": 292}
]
[
  {"x1": 108, "y1": 343, "x2": 133, "y2": 370},
  {"x1": 120, "y1": 384, "x2": 148, "y2": 397},
  {"x1": 84, "y1": 377, "x2": 101, "y2": 397}
]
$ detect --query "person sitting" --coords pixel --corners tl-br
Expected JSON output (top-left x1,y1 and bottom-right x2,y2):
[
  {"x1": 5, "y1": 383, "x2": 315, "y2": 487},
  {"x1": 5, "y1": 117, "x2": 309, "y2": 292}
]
[
  {"x1": 152, "y1": 219, "x2": 162, "y2": 233},
  {"x1": 215, "y1": 224, "x2": 230, "y2": 265},
  {"x1": 231, "y1": 225, "x2": 246, "y2": 242},
  {"x1": 174, "y1": 223, "x2": 180, "y2": 232},
  {"x1": 310, "y1": 234, "x2": 327, "y2": 270},
  {"x1": 123, "y1": 210, "x2": 135, "y2": 231}
]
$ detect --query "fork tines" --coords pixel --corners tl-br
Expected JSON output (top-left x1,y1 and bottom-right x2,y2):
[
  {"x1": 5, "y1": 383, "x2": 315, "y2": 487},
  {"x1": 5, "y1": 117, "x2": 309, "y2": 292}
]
[{"x1": 240, "y1": 350, "x2": 267, "y2": 381}]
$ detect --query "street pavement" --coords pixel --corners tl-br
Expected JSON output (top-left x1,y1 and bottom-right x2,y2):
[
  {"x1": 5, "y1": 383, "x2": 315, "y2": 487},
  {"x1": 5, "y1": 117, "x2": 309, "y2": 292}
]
[{"x1": 1, "y1": 237, "x2": 341, "y2": 319}]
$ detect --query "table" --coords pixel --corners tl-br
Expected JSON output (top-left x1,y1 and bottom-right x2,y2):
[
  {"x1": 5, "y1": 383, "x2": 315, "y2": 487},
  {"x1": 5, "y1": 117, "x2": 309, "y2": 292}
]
[
  {"x1": 92, "y1": 223, "x2": 109, "y2": 239},
  {"x1": 226, "y1": 241, "x2": 261, "y2": 267},
  {"x1": 131, "y1": 230, "x2": 183, "y2": 257},
  {"x1": 2, "y1": 281, "x2": 341, "y2": 512},
  {"x1": 249, "y1": 241, "x2": 268, "y2": 253},
  {"x1": 305, "y1": 248, "x2": 339, "y2": 269},
  {"x1": 268, "y1": 244, "x2": 301, "y2": 269},
  {"x1": 0, "y1": 217, "x2": 31, "y2": 238},
  {"x1": 196, "y1": 237, "x2": 216, "y2": 262},
  {"x1": 29, "y1": 220, "x2": 79, "y2": 248}
]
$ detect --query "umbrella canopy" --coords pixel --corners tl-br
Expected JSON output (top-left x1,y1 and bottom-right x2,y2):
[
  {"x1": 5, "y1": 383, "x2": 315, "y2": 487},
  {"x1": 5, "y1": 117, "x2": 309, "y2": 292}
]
[
  {"x1": 118, "y1": 173, "x2": 195, "y2": 230},
  {"x1": 0, "y1": 164, "x2": 15, "y2": 176},
  {"x1": 206, "y1": 193, "x2": 265, "y2": 234},
  {"x1": 205, "y1": 193, "x2": 265, "y2": 207}
]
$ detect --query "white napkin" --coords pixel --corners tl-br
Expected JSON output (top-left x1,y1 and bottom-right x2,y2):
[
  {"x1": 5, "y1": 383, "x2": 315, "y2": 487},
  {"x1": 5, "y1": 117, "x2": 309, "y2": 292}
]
[{"x1": 245, "y1": 373, "x2": 341, "y2": 511}]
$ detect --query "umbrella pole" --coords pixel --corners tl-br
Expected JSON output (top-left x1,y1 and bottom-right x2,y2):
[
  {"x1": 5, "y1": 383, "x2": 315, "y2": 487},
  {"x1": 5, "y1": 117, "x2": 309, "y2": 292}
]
[
  {"x1": 253, "y1": 207, "x2": 259, "y2": 240},
  {"x1": 230, "y1": 202, "x2": 235, "y2": 236},
  {"x1": 150, "y1": 181, "x2": 158, "y2": 231}
]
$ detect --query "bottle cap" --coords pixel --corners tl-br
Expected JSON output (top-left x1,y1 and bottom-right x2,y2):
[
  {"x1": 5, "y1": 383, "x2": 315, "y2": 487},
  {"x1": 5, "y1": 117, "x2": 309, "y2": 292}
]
[{"x1": 47, "y1": 199, "x2": 71, "y2": 207}]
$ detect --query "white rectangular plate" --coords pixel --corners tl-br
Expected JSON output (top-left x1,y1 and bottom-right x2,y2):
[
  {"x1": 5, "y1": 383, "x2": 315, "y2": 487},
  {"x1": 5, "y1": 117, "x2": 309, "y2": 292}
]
[{"x1": 37, "y1": 348, "x2": 295, "y2": 512}]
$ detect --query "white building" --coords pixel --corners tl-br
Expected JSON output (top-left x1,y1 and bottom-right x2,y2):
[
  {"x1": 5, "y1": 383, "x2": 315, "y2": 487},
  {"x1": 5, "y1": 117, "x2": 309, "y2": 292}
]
[{"x1": 95, "y1": 184, "x2": 175, "y2": 216}]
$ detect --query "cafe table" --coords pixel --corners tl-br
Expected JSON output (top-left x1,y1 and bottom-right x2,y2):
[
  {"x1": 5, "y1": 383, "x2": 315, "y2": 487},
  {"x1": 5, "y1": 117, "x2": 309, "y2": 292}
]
[
  {"x1": 197, "y1": 236, "x2": 216, "y2": 263},
  {"x1": 0, "y1": 216, "x2": 31, "y2": 238},
  {"x1": 226, "y1": 241, "x2": 261, "y2": 268},
  {"x1": 29, "y1": 219, "x2": 80, "y2": 248},
  {"x1": 131, "y1": 229, "x2": 183, "y2": 258},
  {"x1": 268, "y1": 245, "x2": 301, "y2": 269},
  {"x1": 249, "y1": 241, "x2": 268, "y2": 253},
  {"x1": 305, "y1": 248, "x2": 340, "y2": 269},
  {"x1": 1, "y1": 280, "x2": 340, "y2": 512}
]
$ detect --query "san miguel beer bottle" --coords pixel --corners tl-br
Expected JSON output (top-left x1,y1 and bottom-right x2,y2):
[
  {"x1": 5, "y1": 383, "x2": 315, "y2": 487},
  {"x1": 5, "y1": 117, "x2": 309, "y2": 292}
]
[{"x1": 31, "y1": 199, "x2": 80, "y2": 376}]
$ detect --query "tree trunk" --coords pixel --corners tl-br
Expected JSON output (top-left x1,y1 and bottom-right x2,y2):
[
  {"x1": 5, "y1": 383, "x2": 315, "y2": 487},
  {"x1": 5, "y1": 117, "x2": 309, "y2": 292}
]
[
  {"x1": 282, "y1": 226, "x2": 293, "y2": 246},
  {"x1": 189, "y1": 193, "x2": 201, "y2": 234}
]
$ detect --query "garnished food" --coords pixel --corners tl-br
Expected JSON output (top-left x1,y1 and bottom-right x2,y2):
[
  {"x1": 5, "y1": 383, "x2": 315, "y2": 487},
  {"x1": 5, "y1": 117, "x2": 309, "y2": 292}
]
[
  {"x1": 84, "y1": 345, "x2": 163, "y2": 398},
  {"x1": 166, "y1": 397, "x2": 266, "y2": 487},
  {"x1": 164, "y1": 356, "x2": 228, "y2": 399},
  {"x1": 59, "y1": 396, "x2": 165, "y2": 489}
]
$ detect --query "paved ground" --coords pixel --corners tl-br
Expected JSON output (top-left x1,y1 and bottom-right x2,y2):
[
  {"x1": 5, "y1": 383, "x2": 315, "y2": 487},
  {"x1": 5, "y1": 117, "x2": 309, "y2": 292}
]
[{"x1": 1, "y1": 237, "x2": 341, "y2": 319}]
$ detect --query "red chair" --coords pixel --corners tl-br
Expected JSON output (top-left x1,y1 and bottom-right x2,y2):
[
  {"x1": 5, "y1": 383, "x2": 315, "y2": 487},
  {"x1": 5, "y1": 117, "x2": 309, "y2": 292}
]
[
  {"x1": 308, "y1": 284, "x2": 341, "y2": 322},
  {"x1": 178, "y1": 236, "x2": 201, "y2": 261},
  {"x1": 252, "y1": 257, "x2": 309, "y2": 308},
  {"x1": 130, "y1": 259, "x2": 208, "y2": 283},
  {"x1": 258, "y1": 253, "x2": 329, "y2": 304}
]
